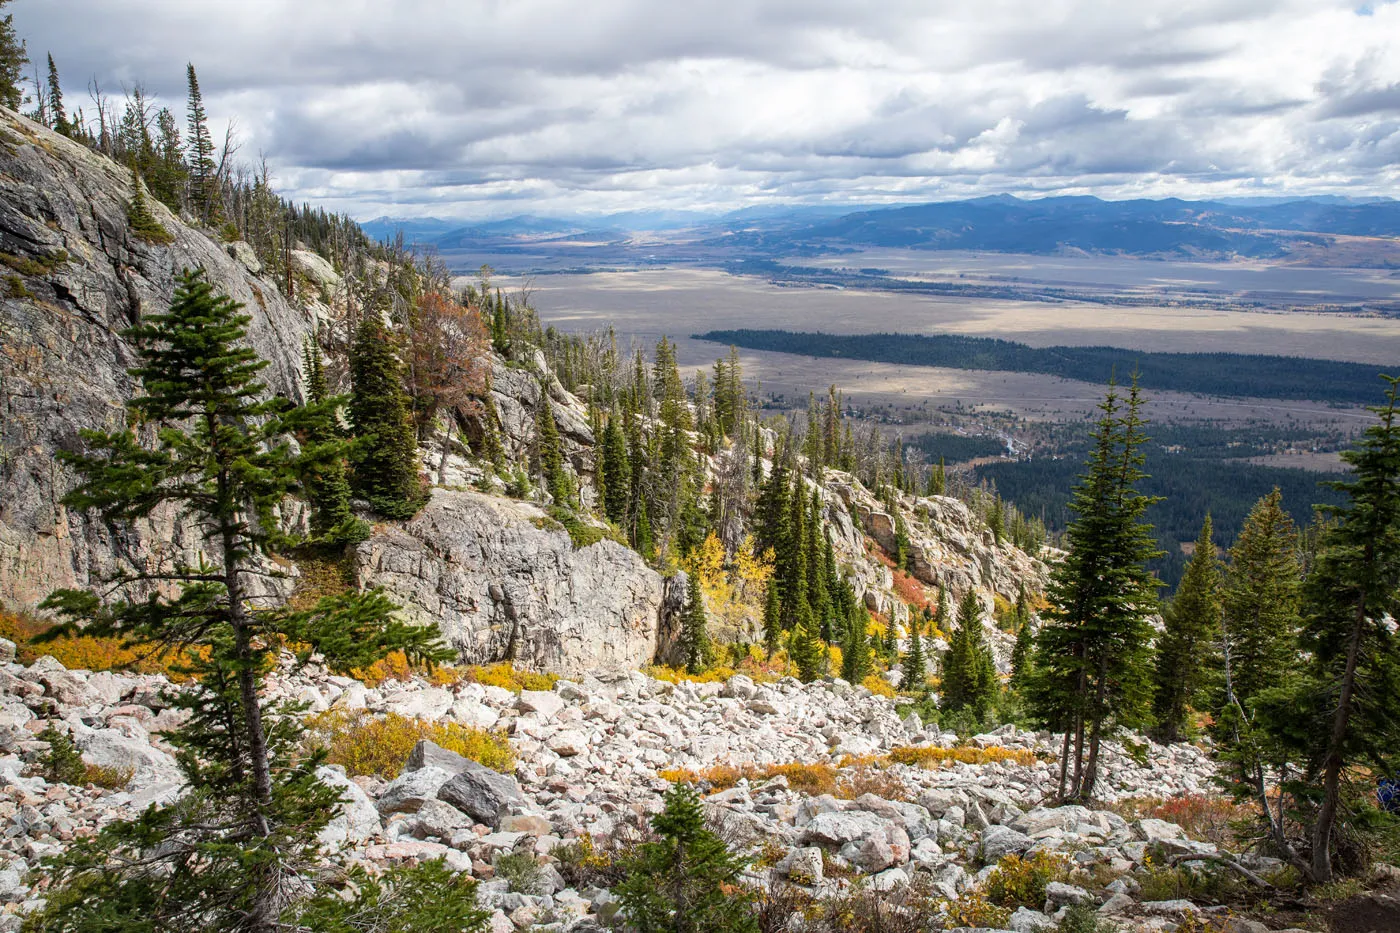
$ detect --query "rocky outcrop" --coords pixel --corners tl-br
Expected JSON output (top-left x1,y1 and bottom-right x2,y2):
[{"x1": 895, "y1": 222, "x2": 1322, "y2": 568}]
[
  {"x1": 354, "y1": 490, "x2": 664, "y2": 675},
  {"x1": 0, "y1": 108, "x2": 314, "y2": 609}
]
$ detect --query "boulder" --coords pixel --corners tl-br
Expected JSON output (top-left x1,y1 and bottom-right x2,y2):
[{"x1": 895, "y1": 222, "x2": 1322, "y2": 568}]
[
  {"x1": 355, "y1": 491, "x2": 664, "y2": 676},
  {"x1": 79, "y1": 729, "x2": 183, "y2": 787},
  {"x1": 437, "y1": 762, "x2": 526, "y2": 827},
  {"x1": 981, "y1": 825, "x2": 1035, "y2": 862},
  {"x1": 316, "y1": 766, "x2": 381, "y2": 848},
  {"x1": 378, "y1": 766, "x2": 454, "y2": 815}
]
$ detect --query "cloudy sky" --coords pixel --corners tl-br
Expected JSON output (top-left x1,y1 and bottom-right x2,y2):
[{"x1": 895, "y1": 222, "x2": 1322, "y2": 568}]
[{"x1": 12, "y1": 0, "x2": 1400, "y2": 220}]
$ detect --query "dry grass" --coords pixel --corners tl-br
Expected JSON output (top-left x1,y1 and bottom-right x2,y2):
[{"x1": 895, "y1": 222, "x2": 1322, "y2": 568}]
[
  {"x1": 0, "y1": 608, "x2": 200, "y2": 680},
  {"x1": 306, "y1": 709, "x2": 515, "y2": 778}
]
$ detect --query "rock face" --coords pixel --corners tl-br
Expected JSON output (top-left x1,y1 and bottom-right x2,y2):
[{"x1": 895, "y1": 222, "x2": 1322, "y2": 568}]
[
  {"x1": 355, "y1": 490, "x2": 664, "y2": 675},
  {"x1": 0, "y1": 108, "x2": 314, "y2": 609}
]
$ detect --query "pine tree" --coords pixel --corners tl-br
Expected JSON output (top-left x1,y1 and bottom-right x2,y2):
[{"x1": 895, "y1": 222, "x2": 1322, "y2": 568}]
[
  {"x1": 762, "y1": 577, "x2": 782, "y2": 657},
  {"x1": 841, "y1": 606, "x2": 873, "y2": 685},
  {"x1": 37, "y1": 722, "x2": 85, "y2": 785},
  {"x1": 600, "y1": 412, "x2": 630, "y2": 526},
  {"x1": 1027, "y1": 379, "x2": 1162, "y2": 802},
  {"x1": 902, "y1": 621, "x2": 928, "y2": 694},
  {"x1": 45, "y1": 54, "x2": 67, "y2": 136},
  {"x1": 682, "y1": 571, "x2": 714, "y2": 675},
  {"x1": 617, "y1": 785, "x2": 757, "y2": 933},
  {"x1": 349, "y1": 309, "x2": 424, "y2": 518},
  {"x1": 299, "y1": 340, "x2": 365, "y2": 544},
  {"x1": 942, "y1": 590, "x2": 998, "y2": 719},
  {"x1": 882, "y1": 617, "x2": 899, "y2": 660},
  {"x1": 185, "y1": 63, "x2": 219, "y2": 222},
  {"x1": 789, "y1": 609, "x2": 825, "y2": 683},
  {"x1": 0, "y1": 0, "x2": 26, "y2": 113},
  {"x1": 893, "y1": 507, "x2": 912, "y2": 571},
  {"x1": 1264, "y1": 377, "x2": 1400, "y2": 883},
  {"x1": 535, "y1": 393, "x2": 573, "y2": 508},
  {"x1": 1151, "y1": 515, "x2": 1222, "y2": 743},
  {"x1": 35, "y1": 271, "x2": 455, "y2": 932},
  {"x1": 126, "y1": 169, "x2": 174, "y2": 245}
]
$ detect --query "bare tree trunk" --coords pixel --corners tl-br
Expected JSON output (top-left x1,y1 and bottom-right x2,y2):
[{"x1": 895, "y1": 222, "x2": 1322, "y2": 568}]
[{"x1": 1311, "y1": 599, "x2": 1368, "y2": 883}]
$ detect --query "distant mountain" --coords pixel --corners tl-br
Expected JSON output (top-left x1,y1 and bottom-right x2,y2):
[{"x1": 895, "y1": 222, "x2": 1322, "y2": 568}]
[{"x1": 358, "y1": 195, "x2": 1400, "y2": 265}]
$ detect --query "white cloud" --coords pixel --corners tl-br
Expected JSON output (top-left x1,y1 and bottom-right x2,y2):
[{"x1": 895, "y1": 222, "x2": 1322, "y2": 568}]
[{"x1": 12, "y1": 0, "x2": 1400, "y2": 218}]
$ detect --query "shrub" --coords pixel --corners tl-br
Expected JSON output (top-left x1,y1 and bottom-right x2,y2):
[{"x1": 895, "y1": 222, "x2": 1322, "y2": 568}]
[
  {"x1": 861, "y1": 674, "x2": 897, "y2": 698},
  {"x1": 888, "y1": 745, "x2": 1041, "y2": 768},
  {"x1": 1056, "y1": 903, "x2": 1114, "y2": 933},
  {"x1": 1106, "y1": 794, "x2": 1250, "y2": 850},
  {"x1": 288, "y1": 859, "x2": 490, "y2": 932},
  {"x1": 306, "y1": 710, "x2": 514, "y2": 778},
  {"x1": 37, "y1": 723, "x2": 85, "y2": 784},
  {"x1": 984, "y1": 851, "x2": 1071, "y2": 909},
  {"x1": 0, "y1": 608, "x2": 197, "y2": 679},
  {"x1": 463, "y1": 663, "x2": 557, "y2": 693},
  {"x1": 616, "y1": 784, "x2": 757, "y2": 933},
  {"x1": 939, "y1": 888, "x2": 1012, "y2": 929},
  {"x1": 493, "y1": 849, "x2": 543, "y2": 894},
  {"x1": 553, "y1": 834, "x2": 628, "y2": 889},
  {"x1": 83, "y1": 764, "x2": 134, "y2": 789}
]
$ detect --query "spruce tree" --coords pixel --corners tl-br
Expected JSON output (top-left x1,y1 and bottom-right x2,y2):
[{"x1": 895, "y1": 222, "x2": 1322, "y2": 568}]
[
  {"x1": 35, "y1": 271, "x2": 457, "y2": 932},
  {"x1": 902, "y1": 621, "x2": 928, "y2": 694},
  {"x1": 1151, "y1": 515, "x2": 1222, "y2": 743},
  {"x1": 45, "y1": 54, "x2": 67, "y2": 135},
  {"x1": 1265, "y1": 377, "x2": 1400, "y2": 883},
  {"x1": 789, "y1": 609, "x2": 825, "y2": 683},
  {"x1": 349, "y1": 309, "x2": 424, "y2": 518},
  {"x1": 762, "y1": 577, "x2": 782, "y2": 657},
  {"x1": 682, "y1": 571, "x2": 714, "y2": 675},
  {"x1": 617, "y1": 785, "x2": 757, "y2": 933},
  {"x1": 535, "y1": 392, "x2": 573, "y2": 508},
  {"x1": 0, "y1": 0, "x2": 26, "y2": 113},
  {"x1": 841, "y1": 606, "x2": 873, "y2": 685},
  {"x1": 600, "y1": 411, "x2": 630, "y2": 526},
  {"x1": 126, "y1": 169, "x2": 174, "y2": 245},
  {"x1": 299, "y1": 340, "x2": 365, "y2": 544},
  {"x1": 185, "y1": 63, "x2": 219, "y2": 221},
  {"x1": 37, "y1": 722, "x2": 85, "y2": 785},
  {"x1": 1027, "y1": 379, "x2": 1161, "y2": 802},
  {"x1": 942, "y1": 590, "x2": 998, "y2": 719},
  {"x1": 882, "y1": 617, "x2": 899, "y2": 660}
]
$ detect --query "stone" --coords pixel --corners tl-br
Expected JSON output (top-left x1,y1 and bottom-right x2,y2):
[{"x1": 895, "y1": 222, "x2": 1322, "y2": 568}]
[
  {"x1": 406, "y1": 740, "x2": 478, "y2": 776},
  {"x1": 518, "y1": 690, "x2": 565, "y2": 721},
  {"x1": 316, "y1": 766, "x2": 381, "y2": 848},
  {"x1": 437, "y1": 762, "x2": 526, "y2": 827},
  {"x1": 0, "y1": 641, "x2": 14, "y2": 665},
  {"x1": 782, "y1": 846, "x2": 824, "y2": 884},
  {"x1": 1043, "y1": 882, "x2": 1093, "y2": 909},
  {"x1": 1098, "y1": 892, "x2": 1135, "y2": 915},
  {"x1": 355, "y1": 491, "x2": 664, "y2": 676},
  {"x1": 78, "y1": 729, "x2": 182, "y2": 787},
  {"x1": 1008, "y1": 907, "x2": 1054, "y2": 933},
  {"x1": 1135, "y1": 818, "x2": 1187, "y2": 842},
  {"x1": 980, "y1": 825, "x2": 1035, "y2": 862},
  {"x1": 412, "y1": 798, "x2": 473, "y2": 839},
  {"x1": 378, "y1": 766, "x2": 454, "y2": 815},
  {"x1": 801, "y1": 810, "x2": 893, "y2": 848},
  {"x1": 1141, "y1": 899, "x2": 1201, "y2": 916},
  {"x1": 548, "y1": 730, "x2": 589, "y2": 757}
]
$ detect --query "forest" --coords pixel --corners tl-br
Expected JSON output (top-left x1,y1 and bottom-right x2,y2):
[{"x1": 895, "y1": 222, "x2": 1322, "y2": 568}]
[{"x1": 697, "y1": 328, "x2": 1392, "y2": 404}]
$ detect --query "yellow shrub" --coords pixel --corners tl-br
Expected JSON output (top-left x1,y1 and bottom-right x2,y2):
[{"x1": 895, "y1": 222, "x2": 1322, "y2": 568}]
[
  {"x1": 306, "y1": 710, "x2": 515, "y2": 778},
  {"x1": 83, "y1": 764, "x2": 134, "y2": 789},
  {"x1": 940, "y1": 889, "x2": 1012, "y2": 929},
  {"x1": 353, "y1": 650, "x2": 415, "y2": 687},
  {"x1": 984, "y1": 852, "x2": 1071, "y2": 909},
  {"x1": 888, "y1": 745, "x2": 1041, "y2": 768},
  {"x1": 0, "y1": 609, "x2": 199, "y2": 680},
  {"x1": 464, "y1": 663, "x2": 557, "y2": 693},
  {"x1": 861, "y1": 674, "x2": 897, "y2": 698}
]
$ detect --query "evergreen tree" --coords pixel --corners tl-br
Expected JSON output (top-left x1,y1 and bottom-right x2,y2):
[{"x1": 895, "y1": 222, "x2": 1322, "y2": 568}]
[
  {"x1": 37, "y1": 722, "x2": 85, "y2": 785},
  {"x1": 682, "y1": 571, "x2": 714, "y2": 675},
  {"x1": 45, "y1": 54, "x2": 67, "y2": 135},
  {"x1": 349, "y1": 309, "x2": 424, "y2": 518},
  {"x1": 942, "y1": 590, "x2": 998, "y2": 719},
  {"x1": 535, "y1": 393, "x2": 573, "y2": 508},
  {"x1": 35, "y1": 271, "x2": 454, "y2": 932},
  {"x1": 789, "y1": 609, "x2": 825, "y2": 683},
  {"x1": 299, "y1": 340, "x2": 365, "y2": 544},
  {"x1": 893, "y1": 508, "x2": 912, "y2": 571},
  {"x1": 600, "y1": 411, "x2": 630, "y2": 526},
  {"x1": 185, "y1": 64, "x2": 219, "y2": 221},
  {"x1": 882, "y1": 617, "x2": 899, "y2": 660},
  {"x1": 0, "y1": 0, "x2": 26, "y2": 113},
  {"x1": 902, "y1": 621, "x2": 928, "y2": 694},
  {"x1": 1261, "y1": 377, "x2": 1400, "y2": 883},
  {"x1": 126, "y1": 169, "x2": 174, "y2": 245},
  {"x1": 762, "y1": 577, "x2": 782, "y2": 657},
  {"x1": 616, "y1": 785, "x2": 757, "y2": 933},
  {"x1": 1151, "y1": 515, "x2": 1222, "y2": 743},
  {"x1": 841, "y1": 606, "x2": 873, "y2": 685},
  {"x1": 1027, "y1": 379, "x2": 1162, "y2": 802}
]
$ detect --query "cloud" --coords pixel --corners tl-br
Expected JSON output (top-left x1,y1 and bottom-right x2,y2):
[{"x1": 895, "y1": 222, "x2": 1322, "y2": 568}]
[{"x1": 11, "y1": 0, "x2": 1400, "y2": 218}]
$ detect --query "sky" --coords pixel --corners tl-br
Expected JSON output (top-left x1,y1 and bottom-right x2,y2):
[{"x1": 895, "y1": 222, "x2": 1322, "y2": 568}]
[{"x1": 12, "y1": 0, "x2": 1400, "y2": 221}]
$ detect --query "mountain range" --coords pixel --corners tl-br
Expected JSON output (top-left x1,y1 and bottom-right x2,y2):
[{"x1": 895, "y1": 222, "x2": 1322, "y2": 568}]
[{"x1": 360, "y1": 194, "x2": 1400, "y2": 265}]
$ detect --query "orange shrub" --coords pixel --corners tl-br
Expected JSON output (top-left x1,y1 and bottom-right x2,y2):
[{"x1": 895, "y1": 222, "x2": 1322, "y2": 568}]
[
  {"x1": 1108, "y1": 793, "x2": 1250, "y2": 849},
  {"x1": 888, "y1": 745, "x2": 1042, "y2": 768}
]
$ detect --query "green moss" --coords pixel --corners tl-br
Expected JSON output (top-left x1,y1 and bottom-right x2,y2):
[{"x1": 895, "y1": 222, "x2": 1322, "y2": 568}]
[{"x1": 0, "y1": 249, "x2": 67, "y2": 276}]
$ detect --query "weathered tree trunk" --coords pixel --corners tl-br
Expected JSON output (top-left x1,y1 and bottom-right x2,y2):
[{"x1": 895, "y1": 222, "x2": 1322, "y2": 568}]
[{"x1": 1311, "y1": 599, "x2": 1368, "y2": 884}]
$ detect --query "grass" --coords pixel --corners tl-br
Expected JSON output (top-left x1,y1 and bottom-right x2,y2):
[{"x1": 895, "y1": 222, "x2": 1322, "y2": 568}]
[
  {"x1": 0, "y1": 249, "x2": 67, "y2": 277},
  {"x1": 0, "y1": 607, "x2": 199, "y2": 679},
  {"x1": 305, "y1": 709, "x2": 515, "y2": 779}
]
